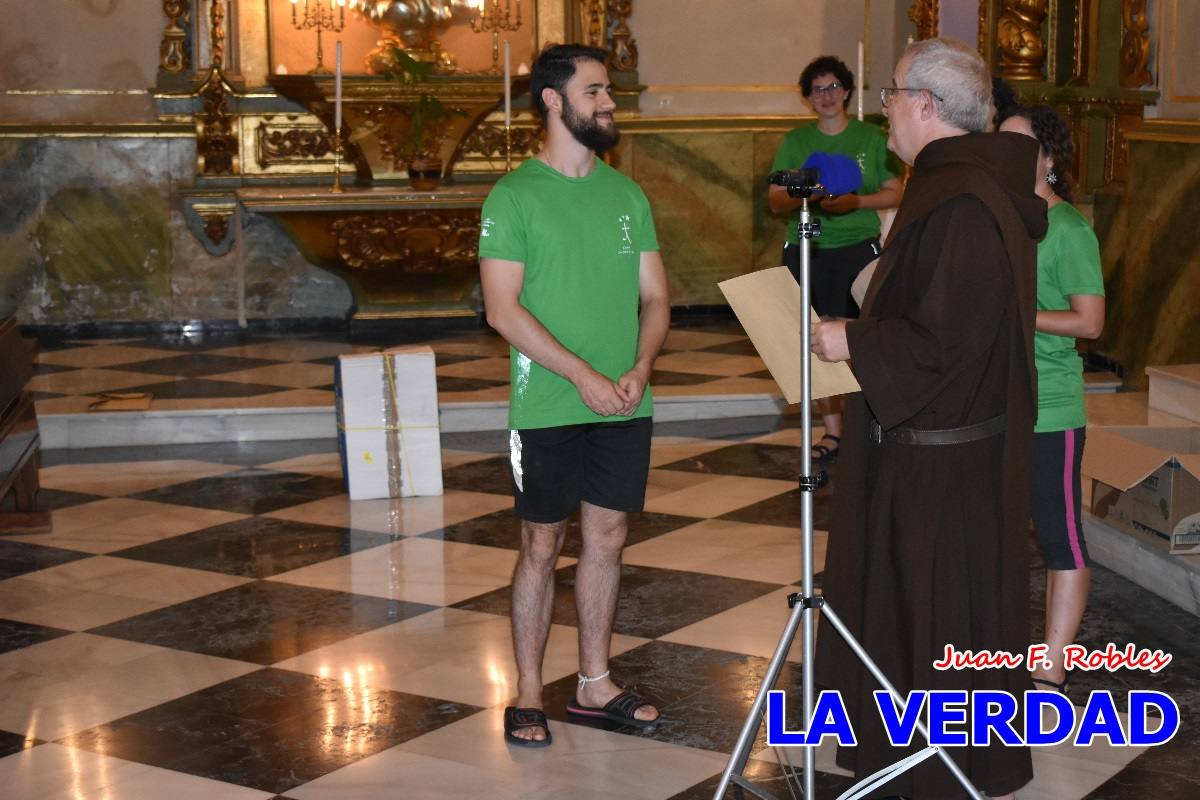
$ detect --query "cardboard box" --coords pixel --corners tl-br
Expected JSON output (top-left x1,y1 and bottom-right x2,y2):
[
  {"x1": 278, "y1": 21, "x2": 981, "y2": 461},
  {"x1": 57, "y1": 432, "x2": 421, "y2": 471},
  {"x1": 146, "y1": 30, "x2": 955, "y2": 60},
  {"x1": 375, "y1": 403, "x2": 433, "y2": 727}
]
[
  {"x1": 335, "y1": 347, "x2": 443, "y2": 500},
  {"x1": 1083, "y1": 426, "x2": 1200, "y2": 554}
]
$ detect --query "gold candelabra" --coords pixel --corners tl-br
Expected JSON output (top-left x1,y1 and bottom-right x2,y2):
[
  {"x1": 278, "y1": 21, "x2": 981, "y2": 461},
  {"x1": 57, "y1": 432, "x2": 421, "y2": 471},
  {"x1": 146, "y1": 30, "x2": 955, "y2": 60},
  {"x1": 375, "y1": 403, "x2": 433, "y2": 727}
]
[
  {"x1": 471, "y1": 0, "x2": 522, "y2": 75},
  {"x1": 290, "y1": 0, "x2": 347, "y2": 74}
]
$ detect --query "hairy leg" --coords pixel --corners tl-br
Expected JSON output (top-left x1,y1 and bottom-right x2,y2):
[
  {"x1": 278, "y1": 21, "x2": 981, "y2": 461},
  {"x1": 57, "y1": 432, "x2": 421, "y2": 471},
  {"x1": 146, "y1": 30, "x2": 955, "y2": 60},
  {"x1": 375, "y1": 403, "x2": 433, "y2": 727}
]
[
  {"x1": 510, "y1": 518, "x2": 567, "y2": 741},
  {"x1": 573, "y1": 501, "x2": 658, "y2": 722}
]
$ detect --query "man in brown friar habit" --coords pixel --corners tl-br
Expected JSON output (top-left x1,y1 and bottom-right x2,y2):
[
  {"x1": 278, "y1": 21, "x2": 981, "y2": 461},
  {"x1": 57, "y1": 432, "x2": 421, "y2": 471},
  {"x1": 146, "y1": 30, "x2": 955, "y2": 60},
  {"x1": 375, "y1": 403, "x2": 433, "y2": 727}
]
[{"x1": 810, "y1": 37, "x2": 1048, "y2": 800}]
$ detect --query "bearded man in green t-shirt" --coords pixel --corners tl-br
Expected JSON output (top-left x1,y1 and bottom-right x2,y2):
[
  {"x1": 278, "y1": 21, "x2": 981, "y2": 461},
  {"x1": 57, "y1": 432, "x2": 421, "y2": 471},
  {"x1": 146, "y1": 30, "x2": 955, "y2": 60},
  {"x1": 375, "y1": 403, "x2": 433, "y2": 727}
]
[{"x1": 479, "y1": 44, "x2": 669, "y2": 748}]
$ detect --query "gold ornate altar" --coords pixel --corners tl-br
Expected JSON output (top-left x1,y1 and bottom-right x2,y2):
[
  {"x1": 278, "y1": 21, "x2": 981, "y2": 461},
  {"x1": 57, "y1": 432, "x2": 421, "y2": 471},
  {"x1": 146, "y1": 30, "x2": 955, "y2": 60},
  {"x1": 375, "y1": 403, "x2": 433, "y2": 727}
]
[
  {"x1": 163, "y1": 1, "x2": 640, "y2": 320},
  {"x1": 238, "y1": 185, "x2": 490, "y2": 318}
]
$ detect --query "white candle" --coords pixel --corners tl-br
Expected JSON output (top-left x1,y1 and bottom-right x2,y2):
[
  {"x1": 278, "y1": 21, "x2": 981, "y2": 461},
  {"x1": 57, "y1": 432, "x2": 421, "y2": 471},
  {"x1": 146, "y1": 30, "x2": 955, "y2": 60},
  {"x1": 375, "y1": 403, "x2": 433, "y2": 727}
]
[
  {"x1": 334, "y1": 41, "x2": 343, "y2": 135},
  {"x1": 856, "y1": 40, "x2": 864, "y2": 121},
  {"x1": 503, "y1": 40, "x2": 512, "y2": 127}
]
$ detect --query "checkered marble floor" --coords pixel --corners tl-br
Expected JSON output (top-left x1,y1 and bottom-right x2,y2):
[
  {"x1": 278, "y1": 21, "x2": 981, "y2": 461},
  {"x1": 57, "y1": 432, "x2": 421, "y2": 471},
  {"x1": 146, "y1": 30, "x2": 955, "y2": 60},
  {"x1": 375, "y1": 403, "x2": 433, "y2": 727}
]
[
  {"x1": 1, "y1": 414, "x2": 1194, "y2": 799},
  {"x1": 28, "y1": 320, "x2": 779, "y2": 417}
]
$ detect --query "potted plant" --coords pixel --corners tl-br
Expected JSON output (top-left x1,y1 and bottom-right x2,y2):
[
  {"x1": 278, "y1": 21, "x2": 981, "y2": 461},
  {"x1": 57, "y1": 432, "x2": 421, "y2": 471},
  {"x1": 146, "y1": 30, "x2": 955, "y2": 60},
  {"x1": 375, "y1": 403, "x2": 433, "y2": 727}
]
[{"x1": 383, "y1": 45, "x2": 461, "y2": 189}]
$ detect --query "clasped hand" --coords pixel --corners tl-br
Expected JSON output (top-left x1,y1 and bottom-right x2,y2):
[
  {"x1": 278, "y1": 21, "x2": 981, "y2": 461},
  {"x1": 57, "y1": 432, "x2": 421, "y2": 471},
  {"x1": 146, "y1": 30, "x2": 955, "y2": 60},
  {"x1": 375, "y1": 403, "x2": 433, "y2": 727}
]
[{"x1": 574, "y1": 367, "x2": 646, "y2": 416}]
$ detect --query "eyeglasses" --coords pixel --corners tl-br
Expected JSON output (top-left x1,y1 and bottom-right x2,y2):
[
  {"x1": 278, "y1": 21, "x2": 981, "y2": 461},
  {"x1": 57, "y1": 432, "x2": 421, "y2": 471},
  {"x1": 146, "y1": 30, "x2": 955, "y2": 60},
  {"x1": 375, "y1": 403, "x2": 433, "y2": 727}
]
[
  {"x1": 810, "y1": 82, "x2": 844, "y2": 96},
  {"x1": 880, "y1": 86, "x2": 945, "y2": 108}
]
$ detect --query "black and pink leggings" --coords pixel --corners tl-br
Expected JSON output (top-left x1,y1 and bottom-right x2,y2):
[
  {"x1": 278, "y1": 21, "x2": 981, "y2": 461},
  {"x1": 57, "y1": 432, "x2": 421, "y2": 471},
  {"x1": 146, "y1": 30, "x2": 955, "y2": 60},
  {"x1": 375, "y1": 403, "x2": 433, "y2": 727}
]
[{"x1": 1032, "y1": 426, "x2": 1090, "y2": 571}]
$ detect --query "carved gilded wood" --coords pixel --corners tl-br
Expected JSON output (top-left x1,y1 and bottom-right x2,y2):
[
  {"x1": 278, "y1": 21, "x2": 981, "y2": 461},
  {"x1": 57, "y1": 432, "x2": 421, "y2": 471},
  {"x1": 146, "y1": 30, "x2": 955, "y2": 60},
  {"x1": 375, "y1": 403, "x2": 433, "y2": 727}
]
[
  {"x1": 161, "y1": 0, "x2": 190, "y2": 73},
  {"x1": 330, "y1": 211, "x2": 481, "y2": 271},
  {"x1": 997, "y1": 0, "x2": 1048, "y2": 80},
  {"x1": 908, "y1": 0, "x2": 939, "y2": 40},
  {"x1": 577, "y1": 1, "x2": 636, "y2": 71},
  {"x1": 1119, "y1": 0, "x2": 1152, "y2": 88},
  {"x1": 195, "y1": 1, "x2": 239, "y2": 176}
]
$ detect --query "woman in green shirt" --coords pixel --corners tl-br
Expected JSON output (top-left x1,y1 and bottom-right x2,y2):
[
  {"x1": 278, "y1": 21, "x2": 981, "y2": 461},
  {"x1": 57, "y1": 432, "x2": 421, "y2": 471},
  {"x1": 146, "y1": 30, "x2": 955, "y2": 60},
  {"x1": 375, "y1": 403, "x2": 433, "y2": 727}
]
[
  {"x1": 768, "y1": 56, "x2": 903, "y2": 463},
  {"x1": 1000, "y1": 105, "x2": 1105, "y2": 695}
]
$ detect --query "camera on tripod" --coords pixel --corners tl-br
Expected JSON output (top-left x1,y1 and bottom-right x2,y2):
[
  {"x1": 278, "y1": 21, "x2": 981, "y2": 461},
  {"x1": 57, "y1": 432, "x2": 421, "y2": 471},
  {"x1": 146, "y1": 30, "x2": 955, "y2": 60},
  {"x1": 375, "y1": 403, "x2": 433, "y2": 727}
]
[{"x1": 768, "y1": 167, "x2": 823, "y2": 198}]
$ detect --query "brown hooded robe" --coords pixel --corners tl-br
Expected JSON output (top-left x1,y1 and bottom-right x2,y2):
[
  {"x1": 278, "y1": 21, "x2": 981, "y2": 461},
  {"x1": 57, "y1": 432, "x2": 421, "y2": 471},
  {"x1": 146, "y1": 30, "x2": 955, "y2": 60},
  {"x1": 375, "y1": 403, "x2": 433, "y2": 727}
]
[{"x1": 814, "y1": 132, "x2": 1047, "y2": 799}]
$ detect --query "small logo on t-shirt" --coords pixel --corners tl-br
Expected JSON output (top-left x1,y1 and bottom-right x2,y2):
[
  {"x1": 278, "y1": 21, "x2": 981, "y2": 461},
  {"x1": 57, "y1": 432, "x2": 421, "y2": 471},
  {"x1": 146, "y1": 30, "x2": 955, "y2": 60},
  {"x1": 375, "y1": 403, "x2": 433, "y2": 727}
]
[
  {"x1": 481, "y1": 217, "x2": 495, "y2": 238},
  {"x1": 856, "y1": 152, "x2": 867, "y2": 174},
  {"x1": 617, "y1": 214, "x2": 634, "y2": 255}
]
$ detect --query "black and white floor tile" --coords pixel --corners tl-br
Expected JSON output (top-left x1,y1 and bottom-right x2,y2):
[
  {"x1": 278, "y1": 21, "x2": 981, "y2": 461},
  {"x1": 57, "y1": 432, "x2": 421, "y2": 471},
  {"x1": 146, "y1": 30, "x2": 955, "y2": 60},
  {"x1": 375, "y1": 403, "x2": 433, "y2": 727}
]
[{"x1": 0, "y1": 324, "x2": 1189, "y2": 798}]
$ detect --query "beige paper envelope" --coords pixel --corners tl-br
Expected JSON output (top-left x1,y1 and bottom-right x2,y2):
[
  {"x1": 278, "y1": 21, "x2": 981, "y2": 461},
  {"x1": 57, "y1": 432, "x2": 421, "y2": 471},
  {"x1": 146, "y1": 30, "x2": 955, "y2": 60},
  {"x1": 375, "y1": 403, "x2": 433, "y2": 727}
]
[{"x1": 718, "y1": 266, "x2": 860, "y2": 404}]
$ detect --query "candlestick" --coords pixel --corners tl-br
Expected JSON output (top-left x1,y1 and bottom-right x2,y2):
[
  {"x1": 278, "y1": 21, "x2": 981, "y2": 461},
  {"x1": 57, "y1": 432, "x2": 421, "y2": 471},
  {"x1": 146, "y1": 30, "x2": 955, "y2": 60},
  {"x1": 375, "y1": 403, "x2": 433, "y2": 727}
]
[
  {"x1": 471, "y1": 0, "x2": 522, "y2": 75},
  {"x1": 857, "y1": 40, "x2": 864, "y2": 121},
  {"x1": 334, "y1": 41, "x2": 343, "y2": 134},
  {"x1": 291, "y1": 0, "x2": 345, "y2": 74},
  {"x1": 503, "y1": 40, "x2": 512, "y2": 127}
]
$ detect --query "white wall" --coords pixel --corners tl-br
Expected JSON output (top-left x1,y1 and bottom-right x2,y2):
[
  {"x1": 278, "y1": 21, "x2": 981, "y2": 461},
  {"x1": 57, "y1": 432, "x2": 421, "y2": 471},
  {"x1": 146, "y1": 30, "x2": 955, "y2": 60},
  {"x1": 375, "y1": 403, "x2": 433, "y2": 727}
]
[{"x1": 631, "y1": 0, "x2": 912, "y2": 116}]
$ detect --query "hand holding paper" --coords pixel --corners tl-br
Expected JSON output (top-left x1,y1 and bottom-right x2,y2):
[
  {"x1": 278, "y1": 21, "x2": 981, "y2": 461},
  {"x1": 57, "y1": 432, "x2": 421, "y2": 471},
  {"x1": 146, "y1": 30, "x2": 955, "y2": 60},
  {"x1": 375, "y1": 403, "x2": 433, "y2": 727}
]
[{"x1": 718, "y1": 266, "x2": 860, "y2": 404}]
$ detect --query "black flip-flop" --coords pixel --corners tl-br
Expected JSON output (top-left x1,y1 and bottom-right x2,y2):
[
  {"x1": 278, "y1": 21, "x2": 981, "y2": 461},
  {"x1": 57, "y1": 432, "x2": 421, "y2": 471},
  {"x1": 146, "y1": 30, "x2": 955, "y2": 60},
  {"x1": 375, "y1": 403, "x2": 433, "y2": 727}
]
[
  {"x1": 503, "y1": 706, "x2": 552, "y2": 747},
  {"x1": 566, "y1": 690, "x2": 660, "y2": 728}
]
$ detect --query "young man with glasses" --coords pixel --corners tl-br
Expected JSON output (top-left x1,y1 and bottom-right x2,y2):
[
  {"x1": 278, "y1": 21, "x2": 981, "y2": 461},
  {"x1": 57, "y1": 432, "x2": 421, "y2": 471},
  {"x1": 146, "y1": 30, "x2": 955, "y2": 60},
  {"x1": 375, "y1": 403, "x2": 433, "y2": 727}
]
[{"x1": 768, "y1": 55, "x2": 902, "y2": 465}]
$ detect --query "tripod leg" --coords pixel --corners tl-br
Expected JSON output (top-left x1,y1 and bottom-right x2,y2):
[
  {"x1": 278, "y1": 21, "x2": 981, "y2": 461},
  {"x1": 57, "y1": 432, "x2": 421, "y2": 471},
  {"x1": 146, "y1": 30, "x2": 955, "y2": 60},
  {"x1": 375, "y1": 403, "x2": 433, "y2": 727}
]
[{"x1": 712, "y1": 599, "x2": 811, "y2": 799}]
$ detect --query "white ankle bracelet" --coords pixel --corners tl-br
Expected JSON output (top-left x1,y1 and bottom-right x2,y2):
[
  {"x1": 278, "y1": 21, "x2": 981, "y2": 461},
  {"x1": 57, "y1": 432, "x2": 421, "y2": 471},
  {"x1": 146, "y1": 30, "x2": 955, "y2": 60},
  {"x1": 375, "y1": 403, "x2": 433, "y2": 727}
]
[{"x1": 577, "y1": 669, "x2": 610, "y2": 689}]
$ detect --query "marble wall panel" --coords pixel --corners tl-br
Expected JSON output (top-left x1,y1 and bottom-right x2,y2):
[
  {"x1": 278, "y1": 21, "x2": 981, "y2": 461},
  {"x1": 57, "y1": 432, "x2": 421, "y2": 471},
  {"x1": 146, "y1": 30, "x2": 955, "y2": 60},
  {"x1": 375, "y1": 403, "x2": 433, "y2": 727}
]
[
  {"x1": 753, "y1": 132, "x2": 788, "y2": 270},
  {"x1": 23, "y1": 138, "x2": 175, "y2": 323},
  {"x1": 2, "y1": 134, "x2": 354, "y2": 325},
  {"x1": 1094, "y1": 139, "x2": 1200, "y2": 388},
  {"x1": 239, "y1": 214, "x2": 354, "y2": 319},
  {"x1": 626, "y1": 132, "x2": 757, "y2": 306},
  {"x1": 613, "y1": 130, "x2": 788, "y2": 306},
  {"x1": 0, "y1": 140, "x2": 46, "y2": 320}
]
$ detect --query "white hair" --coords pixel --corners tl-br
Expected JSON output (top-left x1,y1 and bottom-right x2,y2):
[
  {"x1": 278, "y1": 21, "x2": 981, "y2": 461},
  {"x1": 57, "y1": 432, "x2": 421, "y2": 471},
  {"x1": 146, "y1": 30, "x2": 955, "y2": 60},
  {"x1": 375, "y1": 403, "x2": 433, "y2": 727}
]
[{"x1": 902, "y1": 37, "x2": 991, "y2": 133}]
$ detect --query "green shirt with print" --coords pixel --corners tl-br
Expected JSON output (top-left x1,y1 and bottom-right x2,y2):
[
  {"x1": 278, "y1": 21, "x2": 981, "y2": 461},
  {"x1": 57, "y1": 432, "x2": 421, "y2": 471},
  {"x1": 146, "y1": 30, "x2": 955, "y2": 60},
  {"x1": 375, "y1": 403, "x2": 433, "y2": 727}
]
[
  {"x1": 1034, "y1": 201, "x2": 1106, "y2": 433},
  {"x1": 479, "y1": 157, "x2": 658, "y2": 430},
  {"x1": 770, "y1": 119, "x2": 898, "y2": 247}
]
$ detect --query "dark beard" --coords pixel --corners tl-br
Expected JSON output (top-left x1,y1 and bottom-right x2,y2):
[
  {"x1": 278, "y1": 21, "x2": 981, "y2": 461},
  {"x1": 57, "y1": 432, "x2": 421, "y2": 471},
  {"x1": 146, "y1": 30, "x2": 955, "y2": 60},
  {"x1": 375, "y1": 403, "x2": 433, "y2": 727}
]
[{"x1": 561, "y1": 94, "x2": 620, "y2": 154}]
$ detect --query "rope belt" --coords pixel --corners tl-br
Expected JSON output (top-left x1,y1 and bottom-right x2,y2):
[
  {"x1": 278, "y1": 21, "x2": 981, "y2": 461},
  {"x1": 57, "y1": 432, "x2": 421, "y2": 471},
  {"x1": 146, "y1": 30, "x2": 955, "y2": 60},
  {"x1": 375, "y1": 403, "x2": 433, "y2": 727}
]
[{"x1": 869, "y1": 413, "x2": 1007, "y2": 446}]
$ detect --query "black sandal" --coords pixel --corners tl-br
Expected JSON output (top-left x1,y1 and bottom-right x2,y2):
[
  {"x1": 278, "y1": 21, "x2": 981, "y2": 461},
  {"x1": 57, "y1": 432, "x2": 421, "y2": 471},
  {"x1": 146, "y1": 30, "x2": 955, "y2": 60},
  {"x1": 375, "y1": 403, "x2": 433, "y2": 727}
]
[
  {"x1": 503, "y1": 706, "x2": 552, "y2": 747},
  {"x1": 811, "y1": 434, "x2": 840, "y2": 464},
  {"x1": 1031, "y1": 676, "x2": 1070, "y2": 697}
]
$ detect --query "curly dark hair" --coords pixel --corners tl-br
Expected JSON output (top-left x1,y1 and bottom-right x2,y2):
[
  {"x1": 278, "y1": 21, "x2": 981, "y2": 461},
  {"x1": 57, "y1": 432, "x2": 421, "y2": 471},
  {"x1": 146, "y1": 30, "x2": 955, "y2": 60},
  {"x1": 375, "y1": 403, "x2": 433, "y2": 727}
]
[
  {"x1": 1008, "y1": 104, "x2": 1075, "y2": 203},
  {"x1": 799, "y1": 56, "x2": 855, "y2": 111},
  {"x1": 990, "y1": 76, "x2": 1020, "y2": 128}
]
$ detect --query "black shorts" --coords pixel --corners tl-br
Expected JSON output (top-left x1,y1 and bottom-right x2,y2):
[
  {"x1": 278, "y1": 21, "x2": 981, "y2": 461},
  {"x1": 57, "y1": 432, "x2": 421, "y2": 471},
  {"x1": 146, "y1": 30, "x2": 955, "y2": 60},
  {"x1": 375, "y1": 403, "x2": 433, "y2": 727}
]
[
  {"x1": 782, "y1": 237, "x2": 880, "y2": 319},
  {"x1": 1032, "y1": 427, "x2": 1090, "y2": 570},
  {"x1": 509, "y1": 416, "x2": 653, "y2": 523}
]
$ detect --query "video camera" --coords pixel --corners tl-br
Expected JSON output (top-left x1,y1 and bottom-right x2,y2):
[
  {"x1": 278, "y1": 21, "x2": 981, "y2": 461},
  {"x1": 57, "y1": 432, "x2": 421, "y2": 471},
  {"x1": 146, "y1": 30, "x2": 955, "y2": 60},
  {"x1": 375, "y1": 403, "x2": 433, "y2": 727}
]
[{"x1": 767, "y1": 167, "x2": 823, "y2": 199}]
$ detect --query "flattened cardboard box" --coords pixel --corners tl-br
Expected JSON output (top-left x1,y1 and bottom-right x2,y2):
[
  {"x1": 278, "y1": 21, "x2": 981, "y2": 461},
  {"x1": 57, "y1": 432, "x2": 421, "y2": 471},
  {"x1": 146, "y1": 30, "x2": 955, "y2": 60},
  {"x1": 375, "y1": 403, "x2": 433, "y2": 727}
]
[
  {"x1": 336, "y1": 347, "x2": 443, "y2": 500},
  {"x1": 1083, "y1": 426, "x2": 1200, "y2": 555}
]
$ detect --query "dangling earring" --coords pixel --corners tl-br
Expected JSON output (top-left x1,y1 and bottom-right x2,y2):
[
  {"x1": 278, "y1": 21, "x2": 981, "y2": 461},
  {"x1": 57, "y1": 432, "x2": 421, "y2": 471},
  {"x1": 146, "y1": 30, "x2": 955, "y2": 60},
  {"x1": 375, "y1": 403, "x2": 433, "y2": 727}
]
[{"x1": 1045, "y1": 171, "x2": 1058, "y2": 185}]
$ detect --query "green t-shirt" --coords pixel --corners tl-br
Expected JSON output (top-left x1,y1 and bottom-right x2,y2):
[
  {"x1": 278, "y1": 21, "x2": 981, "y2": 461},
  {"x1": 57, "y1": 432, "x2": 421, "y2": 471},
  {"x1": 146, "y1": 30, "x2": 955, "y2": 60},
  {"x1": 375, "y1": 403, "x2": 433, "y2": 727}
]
[
  {"x1": 770, "y1": 119, "x2": 898, "y2": 247},
  {"x1": 479, "y1": 158, "x2": 658, "y2": 429},
  {"x1": 1034, "y1": 202, "x2": 1105, "y2": 433}
]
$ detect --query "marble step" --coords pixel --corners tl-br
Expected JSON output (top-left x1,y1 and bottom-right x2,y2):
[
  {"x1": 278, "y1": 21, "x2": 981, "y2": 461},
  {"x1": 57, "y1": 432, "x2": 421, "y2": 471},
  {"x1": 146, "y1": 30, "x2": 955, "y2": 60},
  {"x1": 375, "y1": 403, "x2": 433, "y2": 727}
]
[
  {"x1": 1146, "y1": 364, "x2": 1200, "y2": 423},
  {"x1": 1083, "y1": 511, "x2": 1200, "y2": 617},
  {"x1": 1083, "y1": 370, "x2": 1122, "y2": 393},
  {"x1": 37, "y1": 392, "x2": 785, "y2": 449}
]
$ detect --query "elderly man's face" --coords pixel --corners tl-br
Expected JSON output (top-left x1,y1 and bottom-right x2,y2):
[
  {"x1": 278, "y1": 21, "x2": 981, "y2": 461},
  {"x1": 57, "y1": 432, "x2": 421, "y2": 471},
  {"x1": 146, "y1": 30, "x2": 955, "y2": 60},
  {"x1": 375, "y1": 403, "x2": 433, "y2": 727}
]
[{"x1": 884, "y1": 55, "x2": 922, "y2": 165}]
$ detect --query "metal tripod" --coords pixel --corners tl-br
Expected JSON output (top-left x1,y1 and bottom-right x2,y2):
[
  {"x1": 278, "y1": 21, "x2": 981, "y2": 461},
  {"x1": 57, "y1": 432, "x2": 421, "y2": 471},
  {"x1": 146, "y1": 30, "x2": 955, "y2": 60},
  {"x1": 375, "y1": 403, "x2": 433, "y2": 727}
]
[{"x1": 710, "y1": 197, "x2": 988, "y2": 800}]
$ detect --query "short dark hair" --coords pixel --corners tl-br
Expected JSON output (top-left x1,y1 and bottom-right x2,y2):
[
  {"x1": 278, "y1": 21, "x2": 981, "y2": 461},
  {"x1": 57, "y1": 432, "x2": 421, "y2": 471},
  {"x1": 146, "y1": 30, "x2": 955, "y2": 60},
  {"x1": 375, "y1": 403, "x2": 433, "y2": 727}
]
[
  {"x1": 1008, "y1": 104, "x2": 1076, "y2": 203},
  {"x1": 530, "y1": 44, "x2": 610, "y2": 122},
  {"x1": 799, "y1": 56, "x2": 855, "y2": 110},
  {"x1": 991, "y1": 76, "x2": 1020, "y2": 128}
]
